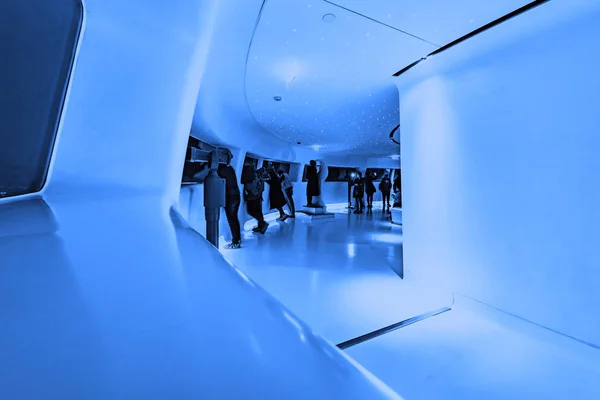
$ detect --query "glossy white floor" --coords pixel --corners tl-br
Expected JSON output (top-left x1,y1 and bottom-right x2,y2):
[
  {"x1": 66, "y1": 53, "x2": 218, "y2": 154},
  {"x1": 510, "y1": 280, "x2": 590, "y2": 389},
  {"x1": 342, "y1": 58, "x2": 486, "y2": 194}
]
[
  {"x1": 220, "y1": 203, "x2": 451, "y2": 346},
  {"x1": 218, "y1": 204, "x2": 600, "y2": 399},
  {"x1": 347, "y1": 295, "x2": 600, "y2": 400}
]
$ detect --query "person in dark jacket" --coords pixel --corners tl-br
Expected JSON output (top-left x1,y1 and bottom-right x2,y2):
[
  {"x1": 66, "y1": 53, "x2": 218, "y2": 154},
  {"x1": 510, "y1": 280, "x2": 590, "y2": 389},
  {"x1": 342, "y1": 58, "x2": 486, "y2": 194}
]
[
  {"x1": 241, "y1": 164, "x2": 268, "y2": 234},
  {"x1": 379, "y1": 173, "x2": 392, "y2": 211},
  {"x1": 353, "y1": 172, "x2": 365, "y2": 214},
  {"x1": 365, "y1": 172, "x2": 377, "y2": 210},
  {"x1": 265, "y1": 162, "x2": 288, "y2": 221},
  {"x1": 217, "y1": 151, "x2": 242, "y2": 248},
  {"x1": 305, "y1": 160, "x2": 320, "y2": 207}
]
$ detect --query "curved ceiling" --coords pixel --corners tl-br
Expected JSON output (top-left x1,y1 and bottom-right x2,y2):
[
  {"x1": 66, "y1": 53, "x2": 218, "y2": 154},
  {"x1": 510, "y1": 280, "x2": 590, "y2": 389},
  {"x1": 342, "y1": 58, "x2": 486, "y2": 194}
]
[
  {"x1": 245, "y1": 0, "x2": 532, "y2": 157},
  {"x1": 246, "y1": 0, "x2": 435, "y2": 157},
  {"x1": 330, "y1": 0, "x2": 533, "y2": 48},
  {"x1": 194, "y1": 0, "x2": 537, "y2": 158}
]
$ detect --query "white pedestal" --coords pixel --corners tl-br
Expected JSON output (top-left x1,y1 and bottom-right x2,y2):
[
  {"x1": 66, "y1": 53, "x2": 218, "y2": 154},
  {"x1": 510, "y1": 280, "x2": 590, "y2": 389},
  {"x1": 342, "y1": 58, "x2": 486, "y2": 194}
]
[{"x1": 299, "y1": 206, "x2": 335, "y2": 220}]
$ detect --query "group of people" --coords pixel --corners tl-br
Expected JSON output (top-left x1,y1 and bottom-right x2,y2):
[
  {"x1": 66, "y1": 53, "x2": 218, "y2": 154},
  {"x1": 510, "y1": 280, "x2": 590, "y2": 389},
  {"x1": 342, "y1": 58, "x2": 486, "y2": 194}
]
[
  {"x1": 217, "y1": 154, "x2": 296, "y2": 250},
  {"x1": 349, "y1": 171, "x2": 400, "y2": 214},
  {"x1": 215, "y1": 153, "x2": 399, "y2": 248}
]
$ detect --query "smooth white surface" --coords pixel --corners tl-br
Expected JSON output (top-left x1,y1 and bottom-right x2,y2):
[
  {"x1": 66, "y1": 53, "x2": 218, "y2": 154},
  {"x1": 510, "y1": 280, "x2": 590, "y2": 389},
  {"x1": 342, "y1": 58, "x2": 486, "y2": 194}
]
[
  {"x1": 46, "y1": 0, "x2": 214, "y2": 206},
  {"x1": 0, "y1": 197, "x2": 401, "y2": 399},
  {"x1": 397, "y1": 2, "x2": 600, "y2": 347},
  {"x1": 240, "y1": 0, "x2": 538, "y2": 156},
  {"x1": 6, "y1": 0, "x2": 600, "y2": 397},
  {"x1": 347, "y1": 296, "x2": 600, "y2": 400},
  {"x1": 332, "y1": 0, "x2": 532, "y2": 46},
  {"x1": 190, "y1": 0, "x2": 407, "y2": 157},
  {"x1": 220, "y1": 207, "x2": 450, "y2": 344},
  {"x1": 246, "y1": 0, "x2": 428, "y2": 156}
]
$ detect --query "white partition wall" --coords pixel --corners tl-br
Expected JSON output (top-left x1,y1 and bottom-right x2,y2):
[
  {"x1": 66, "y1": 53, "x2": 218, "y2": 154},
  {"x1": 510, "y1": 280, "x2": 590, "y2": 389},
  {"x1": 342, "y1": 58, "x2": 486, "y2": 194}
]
[{"x1": 396, "y1": 2, "x2": 600, "y2": 347}]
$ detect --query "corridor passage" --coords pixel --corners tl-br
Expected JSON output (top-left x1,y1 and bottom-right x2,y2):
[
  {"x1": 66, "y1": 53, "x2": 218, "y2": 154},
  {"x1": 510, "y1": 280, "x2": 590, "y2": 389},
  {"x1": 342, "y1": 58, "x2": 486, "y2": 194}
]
[
  {"x1": 219, "y1": 205, "x2": 451, "y2": 345},
  {"x1": 219, "y1": 205, "x2": 600, "y2": 400}
]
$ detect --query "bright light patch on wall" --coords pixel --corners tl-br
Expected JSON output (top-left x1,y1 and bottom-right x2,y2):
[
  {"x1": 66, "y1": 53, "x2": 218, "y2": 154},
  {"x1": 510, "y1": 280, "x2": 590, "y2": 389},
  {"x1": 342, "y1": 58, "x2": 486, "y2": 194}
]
[
  {"x1": 273, "y1": 60, "x2": 302, "y2": 88},
  {"x1": 390, "y1": 154, "x2": 400, "y2": 160},
  {"x1": 403, "y1": 76, "x2": 471, "y2": 288},
  {"x1": 311, "y1": 145, "x2": 322, "y2": 151},
  {"x1": 410, "y1": 77, "x2": 458, "y2": 202}
]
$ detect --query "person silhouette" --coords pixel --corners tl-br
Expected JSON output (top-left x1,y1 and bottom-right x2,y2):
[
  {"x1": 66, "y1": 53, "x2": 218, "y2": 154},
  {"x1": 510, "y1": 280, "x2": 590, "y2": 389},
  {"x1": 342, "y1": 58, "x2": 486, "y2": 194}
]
[
  {"x1": 217, "y1": 150, "x2": 241, "y2": 249},
  {"x1": 379, "y1": 173, "x2": 392, "y2": 211},
  {"x1": 278, "y1": 169, "x2": 296, "y2": 218},
  {"x1": 305, "y1": 160, "x2": 320, "y2": 207}
]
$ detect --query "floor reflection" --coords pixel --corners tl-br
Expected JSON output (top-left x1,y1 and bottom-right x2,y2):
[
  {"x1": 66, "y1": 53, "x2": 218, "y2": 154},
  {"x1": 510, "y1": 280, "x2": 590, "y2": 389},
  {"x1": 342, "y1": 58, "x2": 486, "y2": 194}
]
[{"x1": 220, "y1": 206, "x2": 449, "y2": 344}]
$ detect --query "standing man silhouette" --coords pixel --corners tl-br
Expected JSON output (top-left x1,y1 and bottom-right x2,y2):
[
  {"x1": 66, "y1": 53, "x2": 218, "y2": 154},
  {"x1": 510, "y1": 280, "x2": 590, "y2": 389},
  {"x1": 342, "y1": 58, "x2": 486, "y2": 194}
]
[
  {"x1": 217, "y1": 150, "x2": 242, "y2": 249},
  {"x1": 379, "y1": 173, "x2": 392, "y2": 211},
  {"x1": 305, "y1": 160, "x2": 320, "y2": 207}
]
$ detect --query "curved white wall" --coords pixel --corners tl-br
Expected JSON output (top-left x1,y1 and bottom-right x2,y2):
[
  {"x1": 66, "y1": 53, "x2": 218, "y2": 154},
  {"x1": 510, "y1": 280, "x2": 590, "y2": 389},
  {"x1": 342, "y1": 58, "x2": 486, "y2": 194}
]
[
  {"x1": 46, "y1": 0, "x2": 219, "y2": 207},
  {"x1": 397, "y1": 2, "x2": 600, "y2": 347}
]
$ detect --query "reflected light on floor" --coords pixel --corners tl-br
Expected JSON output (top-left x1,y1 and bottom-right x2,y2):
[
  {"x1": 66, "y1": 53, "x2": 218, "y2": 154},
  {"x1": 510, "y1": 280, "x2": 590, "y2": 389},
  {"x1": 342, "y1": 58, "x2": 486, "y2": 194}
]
[
  {"x1": 347, "y1": 243, "x2": 357, "y2": 258},
  {"x1": 371, "y1": 233, "x2": 402, "y2": 244}
]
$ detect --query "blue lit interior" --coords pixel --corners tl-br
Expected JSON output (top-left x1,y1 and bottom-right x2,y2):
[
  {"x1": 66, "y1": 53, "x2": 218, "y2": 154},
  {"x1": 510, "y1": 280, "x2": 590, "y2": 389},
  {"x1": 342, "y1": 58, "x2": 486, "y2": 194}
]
[{"x1": 2, "y1": 0, "x2": 600, "y2": 399}]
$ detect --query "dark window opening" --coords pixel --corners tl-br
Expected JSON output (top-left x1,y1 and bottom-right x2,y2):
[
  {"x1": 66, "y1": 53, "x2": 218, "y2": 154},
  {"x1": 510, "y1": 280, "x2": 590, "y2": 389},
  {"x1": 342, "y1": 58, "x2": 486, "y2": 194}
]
[
  {"x1": 325, "y1": 167, "x2": 359, "y2": 182},
  {"x1": 244, "y1": 155, "x2": 259, "y2": 169},
  {"x1": 0, "y1": 0, "x2": 83, "y2": 198},
  {"x1": 366, "y1": 168, "x2": 390, "y2": 182},
  {"x1": 262, "y1": 160, "x2": 291, "y2": 174}
]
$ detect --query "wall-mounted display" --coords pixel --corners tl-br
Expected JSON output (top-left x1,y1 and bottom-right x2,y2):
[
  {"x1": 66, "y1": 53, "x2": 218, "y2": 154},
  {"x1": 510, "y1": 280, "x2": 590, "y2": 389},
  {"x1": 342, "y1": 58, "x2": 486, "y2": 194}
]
[
  {"x1": 324, "y1": 167, "x2": 359, "y2": 182},
  {"x1": 365, "y1": 168, "x2": 389, "y2": 182},
  {"x1": 262, "y1": 160, "x2": 290, "y2": 174}
]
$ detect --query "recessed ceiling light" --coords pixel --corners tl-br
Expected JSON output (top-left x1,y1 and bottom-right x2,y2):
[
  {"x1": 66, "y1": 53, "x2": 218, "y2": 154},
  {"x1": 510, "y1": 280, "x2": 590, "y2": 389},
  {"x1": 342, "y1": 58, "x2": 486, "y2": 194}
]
[
  {"x1": 322, "y1": 13, "x2": 336, "y2": 23},
  {"x1": 274, "y1": 96, "x2": 282, "y2": 101}
]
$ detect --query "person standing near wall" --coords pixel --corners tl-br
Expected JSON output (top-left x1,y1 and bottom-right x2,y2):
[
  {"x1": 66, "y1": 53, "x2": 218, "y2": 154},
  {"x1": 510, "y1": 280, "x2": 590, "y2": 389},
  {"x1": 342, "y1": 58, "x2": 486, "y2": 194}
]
[
  {"x1": 365, "y1": 172, "x2": 377, "y2": 210},
  {"x1": 379, "y1": 173, "x2": 392, "y2": 212},
  {"x1": 278, "y1": 169, "x2": 295, "y2": 218},
  {"x1": 217, "y1": 150, "x2": 242, "y2": 249},
  {"x1": 265, "y1": 162, "x2": 288, "y2": 222},
  {"x1": 241, "y1": 164, "x2": 268, "y2": 234},
  {"x1": 305, "y1": 160, "x2": 320, "y2": 207},
  {"x1": 353, "y1": 171, "x2": 365, "y2": 214}
]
